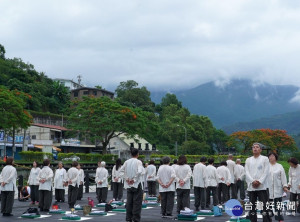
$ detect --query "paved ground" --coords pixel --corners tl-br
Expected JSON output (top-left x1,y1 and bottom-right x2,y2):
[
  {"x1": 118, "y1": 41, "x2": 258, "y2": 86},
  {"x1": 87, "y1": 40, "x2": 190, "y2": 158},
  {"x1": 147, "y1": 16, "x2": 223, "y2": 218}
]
[{"x1": 1, "y1": 190, "x2": 300, "y2": 221}]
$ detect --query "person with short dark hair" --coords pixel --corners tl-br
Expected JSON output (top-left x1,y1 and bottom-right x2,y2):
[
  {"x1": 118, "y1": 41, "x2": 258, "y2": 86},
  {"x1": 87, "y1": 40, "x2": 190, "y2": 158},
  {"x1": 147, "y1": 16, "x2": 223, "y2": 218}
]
[
  {"x1": 119, "y1": 148, "x2": 145, "y2": 222},
  {"x1": 0, "y1": 157, "x2": 17, "y2": 216},
  {"x1": 112, "y1": 158, "x2": 123, "y2": 201},
  {"x1": 28, "y1": 161, "x2": 41, "y2": 205},
  {"x1": 146, "y1": 160, "x2": 157, "y2": 197},
  {"x1": 193, "y1": 156, "x2": 206, "y2": 211},
  {"x1": 77, "y1": 163, "x2": 84, "y2": 200},
  {"x1": 67, "y1": 161, "x2": 79, "y2": 208},
  {"x1": 287, "y1": 157, "x2": 300, "y2": 214},
  {"x1": 268, "y1": 152, "x2": 288, "y2": 221},
  {"x1": 234, "y1": 159, "x2": 245, "y2": 200},
  {"x1": 217, "y1": 161, "x2": 231, "y2": 205},
  {"x1": 38, "y1": 159, "x2": 54, "y2": 212},
  {"x1": 175, "y1": 155, "x2": 192, "y2": 214},
  {"x1": 245, "y1": 143, "x2": 271, "y2": 222},
  {"x1": 205, "y1": 158, "x2": 218, "y2": 208},
  {"x1": 96, "y1": 161, "x2": 108, "y2": 203},
  {"x1": 157, "y1": 156, "x2": 176, "y2": 217},
  {"x1": 54, "y1": 161, "x2": 67, "y2": 203}
]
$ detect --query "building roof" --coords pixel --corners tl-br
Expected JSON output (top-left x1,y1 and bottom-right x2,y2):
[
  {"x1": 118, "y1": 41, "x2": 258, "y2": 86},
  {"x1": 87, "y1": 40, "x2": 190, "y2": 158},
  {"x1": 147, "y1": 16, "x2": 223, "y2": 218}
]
[
  {"x1": 71, "y1": 87, "x2": 114, "y2": 95},
  {"x1": 32, "y1": 123, "x2": 68, "y2": 131}
]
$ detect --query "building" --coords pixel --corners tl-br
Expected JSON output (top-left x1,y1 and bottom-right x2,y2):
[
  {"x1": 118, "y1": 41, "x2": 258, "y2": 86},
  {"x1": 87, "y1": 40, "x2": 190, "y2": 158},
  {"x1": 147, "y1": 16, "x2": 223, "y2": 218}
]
[
  {"x1": 108, "y1": 133, "x2": 157, "y2": 160},
  {"x1": 70, "y1": 87, "x2": 114, "y2": 100},
  {"x1": 53, "y1": 78, "x2": 83, "y2": 90}
]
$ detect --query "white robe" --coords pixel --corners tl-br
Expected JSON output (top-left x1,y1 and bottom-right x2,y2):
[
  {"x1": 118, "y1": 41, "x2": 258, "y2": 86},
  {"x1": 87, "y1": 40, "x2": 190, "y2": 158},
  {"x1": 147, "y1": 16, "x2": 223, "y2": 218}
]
[
  {"x1": 54, "y1": 168, "x2": 67, "y2": 189},
  {"x1": 192, "y1": 163, "x2": 206, "y2": 188},
  {"x1": 95, "y1": 167, "x2": 108, "y2": 188},
  {"x1": 245, "y1": 155, "x2": 269, "y2": 191},
  {"x1": 38, "y1": 166, "x2": 53, "y2": 191},
  {"x1": 157, "y1": 165, "x2": 176, "y2": 192},
  {"x1": 226, "y1": 159, "x2": 236, "y2": 184},
  {"x1": 0, "y1": 165, "x2": 17, "y2": 191},
  {"x1": 146, "y1": 164, "x2": 157, "y2": 181},
  {"x1": 288, "y1": 164, "x2": 300, "y2": 194},
  {"x1": 28, "y1": 167, "x2": 41, "y2": 185},
  {"x1": 234, "y1": 164, "x2": 245, "y2": 181},
  {"x1": 205, "y1": 165, "x2": 218, "y2": 187},
  {"x1": 217, "y1": 165, "x2": 231, "y2": 184},
  {"x1": 175, "y1": 164, "x2": 192, "y2": 189},
  {"x1": 268, "y1": 163, "x2": 287, "y2": 199},
  {"x1": 119, "y1": 158, "x2": 145, "y2": 189},
  {"x1": 112, "y1": 165, "x2": 123, "y2": 183},
  {"x1": 67, "y1": 167, "x2": 79, "y2": 187},
  {"x1": 78, "y1": 169, "x2": 84, "y2": 185}
]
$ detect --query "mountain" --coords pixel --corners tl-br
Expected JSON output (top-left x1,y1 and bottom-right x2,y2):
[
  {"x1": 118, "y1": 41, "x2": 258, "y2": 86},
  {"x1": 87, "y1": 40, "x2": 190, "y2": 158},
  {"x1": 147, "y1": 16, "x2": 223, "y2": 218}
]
[
  {"x1": 151, "y1": 79, "x2": 300, "y2": 128},
  {"x1": 222, "y1": 110, "x2": 300, "y2": 135}
]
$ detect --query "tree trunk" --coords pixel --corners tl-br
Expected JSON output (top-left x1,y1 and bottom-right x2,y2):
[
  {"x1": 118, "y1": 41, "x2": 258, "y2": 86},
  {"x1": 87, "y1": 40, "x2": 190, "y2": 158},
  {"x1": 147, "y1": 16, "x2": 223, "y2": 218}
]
[{"x1": 12, "y1": 127, "x2": 15, "y2": 158}]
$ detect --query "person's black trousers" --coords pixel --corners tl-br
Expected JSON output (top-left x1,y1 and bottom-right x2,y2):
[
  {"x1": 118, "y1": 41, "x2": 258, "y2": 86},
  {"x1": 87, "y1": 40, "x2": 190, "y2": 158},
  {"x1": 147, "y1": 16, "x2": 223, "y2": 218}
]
[
  {"x1": 96, "y1": 187, "x2": 108, "y2": 203},
  {"x1": 55, "y1": 189, "x2": 65, "y2": 202},
  {"x1": 160, "y1": 191, "x2": 175, "y2": 215},
  {"x1": 30, "y1": 185, "x2": 39, "y2": 202},
  {"x1": 77, "y1": 185, "x2": 83, "y2": 200},
  {"x1": 112, "y1": 182, "x2": 123, "y2": 200},
  {"x1": 68, "y1": 185, "x2": 79, "y2": 208},
  {"x1": 176, "y1": 189, "x2": 190, "y2": 213},
  {"x1": 126, "y1": 183, "x2": 143, "y2": 222},
  {"x1": 147, "y1": 181, "x2": 157, "y2": 196},
  {"x1": 39, "y1": 190, "x2": 52, "y2": 211},
  {"x1": 290, "y1": 192, "x2": 300, "y2": 214},
  {"x1": 235, "y1": 180, "x2": 245, "y2": 200},
  {"x1": 194, "y1": 186, "x2": 205, "y2": 210},
  {"x1": 1, "y1": 191, "x2": 14, "y2": 214},
  {"x1": 218, "y1": 183, "x2": 229, "y2": 204},
  {"x1": 206, "y1": 186, "x2": 218, "y2": 207},
  {"x1": 269, "y1": 197, "x2": 284, "y2": 221},
  {"x1": 228, "y1": 183, "x2": 237, "y2": 199},
  {"x1": 247, "y1": 190, "x2": 271, "y2": 222}
]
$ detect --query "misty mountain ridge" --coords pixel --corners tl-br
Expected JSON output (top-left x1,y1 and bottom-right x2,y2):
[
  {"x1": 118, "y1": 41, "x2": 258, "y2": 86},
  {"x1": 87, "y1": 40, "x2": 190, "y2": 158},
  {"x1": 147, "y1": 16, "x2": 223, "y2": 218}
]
[{"x1": 151, "y1": 79, "x2": 300, "y2": 128}]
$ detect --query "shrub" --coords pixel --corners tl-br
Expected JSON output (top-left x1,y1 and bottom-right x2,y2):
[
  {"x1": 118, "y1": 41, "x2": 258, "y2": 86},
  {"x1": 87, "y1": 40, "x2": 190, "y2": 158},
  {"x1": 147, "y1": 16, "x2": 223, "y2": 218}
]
[{"x1": 19, "y1": 151, "x2": 53, "y2": 162}]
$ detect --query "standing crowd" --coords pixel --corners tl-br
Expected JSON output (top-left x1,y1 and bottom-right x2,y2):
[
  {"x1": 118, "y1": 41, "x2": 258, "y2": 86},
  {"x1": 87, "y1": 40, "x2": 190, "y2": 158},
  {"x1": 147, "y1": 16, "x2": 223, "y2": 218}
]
[{"x1": 0, "y1": 143, "x2": 300, "y2": 222}]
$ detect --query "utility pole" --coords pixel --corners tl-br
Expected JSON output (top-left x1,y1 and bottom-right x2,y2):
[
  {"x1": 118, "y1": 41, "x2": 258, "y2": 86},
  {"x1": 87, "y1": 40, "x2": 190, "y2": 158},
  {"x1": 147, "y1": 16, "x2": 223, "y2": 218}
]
[{"x1": 175, "y1": 141, "x2": 178, "y2": 156}]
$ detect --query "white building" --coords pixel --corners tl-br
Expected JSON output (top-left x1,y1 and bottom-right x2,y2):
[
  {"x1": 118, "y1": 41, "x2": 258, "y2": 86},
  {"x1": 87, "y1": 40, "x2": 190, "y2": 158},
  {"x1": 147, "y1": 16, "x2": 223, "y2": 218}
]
[{"x1": 53, "y1": 78, "x2": 83, "y2": 90}]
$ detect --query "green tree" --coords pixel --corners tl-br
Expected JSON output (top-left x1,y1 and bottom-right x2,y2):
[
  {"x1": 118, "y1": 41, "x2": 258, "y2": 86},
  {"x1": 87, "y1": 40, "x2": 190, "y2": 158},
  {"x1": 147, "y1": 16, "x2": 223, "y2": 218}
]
[
  {"x1": 68, "y1": 96, "x2": 152, "y2": 153},
  {"x1": 180, "y1": 140, "x2": 211, "y2": 155},
  {"x1": 115, "y1": 80, "x2": 155, "y2": 112},
  {"x1": 0, "y1": 87, "x2": 32, "y2": 156},
  {"x1": 0, "y1": 44, "x2": 5, "y2": 59}
]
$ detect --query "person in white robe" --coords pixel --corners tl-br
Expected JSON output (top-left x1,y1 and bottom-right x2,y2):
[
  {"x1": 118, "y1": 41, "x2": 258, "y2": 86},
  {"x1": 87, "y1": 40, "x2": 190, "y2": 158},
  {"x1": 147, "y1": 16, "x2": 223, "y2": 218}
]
[
  {"x1": 54, "y1": 161, "x2": 67, "y2": 203},
  {"x1": 38, "y1": 159, "x2": 53, "y2": 212},
  {"x1": 28, "y1": 160, "x2": 41, "y2": 205},
  {"x1": 95, "y1": 161, "x2": 108, "y2": 203},
  {"x1": 0, "y1": 157, "x2": 17, "y2": 216},
  {"x1": 175, "y1": 155, "x2": 192, "y2": 214},
  {"x1": 67, "y1": 161, "x2": 79, "y2": 208},
  {"x1": 268, "y1": 152, "x2": 288, "y2": 221},
  {"x1": 192, "y1": 156, "x2": 206, "y2": 211},
  {"x1": 77, "y1": 163, "x2": 84, "y2": 200},
  {"x1": 157, "y1": 156, "x2": 176, "y2": 217},
  {"x1": 119, "y1": 148, "x2": 145, "y2": 222},
  {"x1": 226, "y1": 154, "x2": 237, "y2": 199},
  {"x1": 234, "y1": 159, "x2": 245, "y2": 200},
  {"x1": 146, "y1": 160, "x2": 157, "y2": 197},
  {"x1": 287, "y1": 157, "x2": 300, "y2": 214},
  {"x1": 112, "y1": 158, "x2": 123, "y2": 200},
  {"x1": 205, "y1": 158, "x2": 218, "y2": 208},
  {"x1": 217, "y1": 161, "x2": 231, "y2": 204},
  {"x1": 245, "y1": 143, "x2": 271, "y2": 222}
]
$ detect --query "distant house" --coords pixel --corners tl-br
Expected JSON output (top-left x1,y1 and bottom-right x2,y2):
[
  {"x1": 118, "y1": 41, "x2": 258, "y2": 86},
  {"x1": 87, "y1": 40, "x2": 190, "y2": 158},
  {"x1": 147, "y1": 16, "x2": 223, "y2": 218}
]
[
  {"x1": 108, "y1": 133, "x2": 157, "y2": 160},
  {"x1": 53, "y1": 78, "x2": 83, "y2": 90},
  {"x1": 70, "y1": 87, "x2": 114, "y2": 100}
]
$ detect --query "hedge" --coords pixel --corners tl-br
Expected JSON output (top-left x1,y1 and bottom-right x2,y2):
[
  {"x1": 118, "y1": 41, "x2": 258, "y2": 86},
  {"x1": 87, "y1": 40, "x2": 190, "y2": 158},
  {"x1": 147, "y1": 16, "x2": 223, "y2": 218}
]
[
  {"x1": 57, "y1": 153, "x2": 118, "y2": 162},
  {"x1": 19, "y1": 151, "x2": 53, "y2": 162},
  {"x1": 150, "y1": 154, "x2": 249, "y2": 163}
]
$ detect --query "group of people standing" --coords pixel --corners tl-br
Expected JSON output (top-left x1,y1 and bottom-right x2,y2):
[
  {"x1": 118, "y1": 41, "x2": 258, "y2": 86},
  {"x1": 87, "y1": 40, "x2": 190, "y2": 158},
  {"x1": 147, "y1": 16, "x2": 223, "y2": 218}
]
[{"x1": 0, "y1": 143, "x2": 300, "y2": 222}]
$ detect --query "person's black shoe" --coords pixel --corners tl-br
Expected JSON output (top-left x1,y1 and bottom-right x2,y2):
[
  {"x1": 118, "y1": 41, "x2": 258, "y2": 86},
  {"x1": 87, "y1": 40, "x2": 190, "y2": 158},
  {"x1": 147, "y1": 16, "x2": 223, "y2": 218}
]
[
  {"x1": 201, "y1": 206, "x2": 205, "y2": 210},
  {"x1": 195, "y1": 208, "x2": 199, "y2": 212},
  {"x1": 3, "y1": 213, "x2": 13, "y2": 216},
  {"x1": 166, "y1": 214, "x2": 173, "y2": 216},
  {"x1": 44, "y1": 209, "x2": 49, "y2": 212},
  {"x1": 205, "y1": 205, "x2": 209, "y2": 209}
]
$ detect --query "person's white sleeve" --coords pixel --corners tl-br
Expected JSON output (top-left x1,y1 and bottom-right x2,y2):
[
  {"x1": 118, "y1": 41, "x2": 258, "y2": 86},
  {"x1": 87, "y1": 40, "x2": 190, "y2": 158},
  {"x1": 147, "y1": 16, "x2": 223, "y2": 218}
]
[
  {"x1": 280, "y1": 165, "x2": 288, "y2": 187},
  {"x1": 258, "y1": 158, "x2": 270, "y2": 185},
  {"x1": 183, "y1": 166, "x2": 192, "y2": 183},
  {"x1": 245, "y1": 159, "x2": 254, "y2": 183}
]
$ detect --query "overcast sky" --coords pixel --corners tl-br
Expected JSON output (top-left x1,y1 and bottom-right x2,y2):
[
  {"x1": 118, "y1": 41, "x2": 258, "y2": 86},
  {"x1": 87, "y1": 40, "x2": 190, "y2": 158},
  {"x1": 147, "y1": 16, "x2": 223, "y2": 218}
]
[{"x1": 1, "y1": 0, "x2": 300, "y2": 91}]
